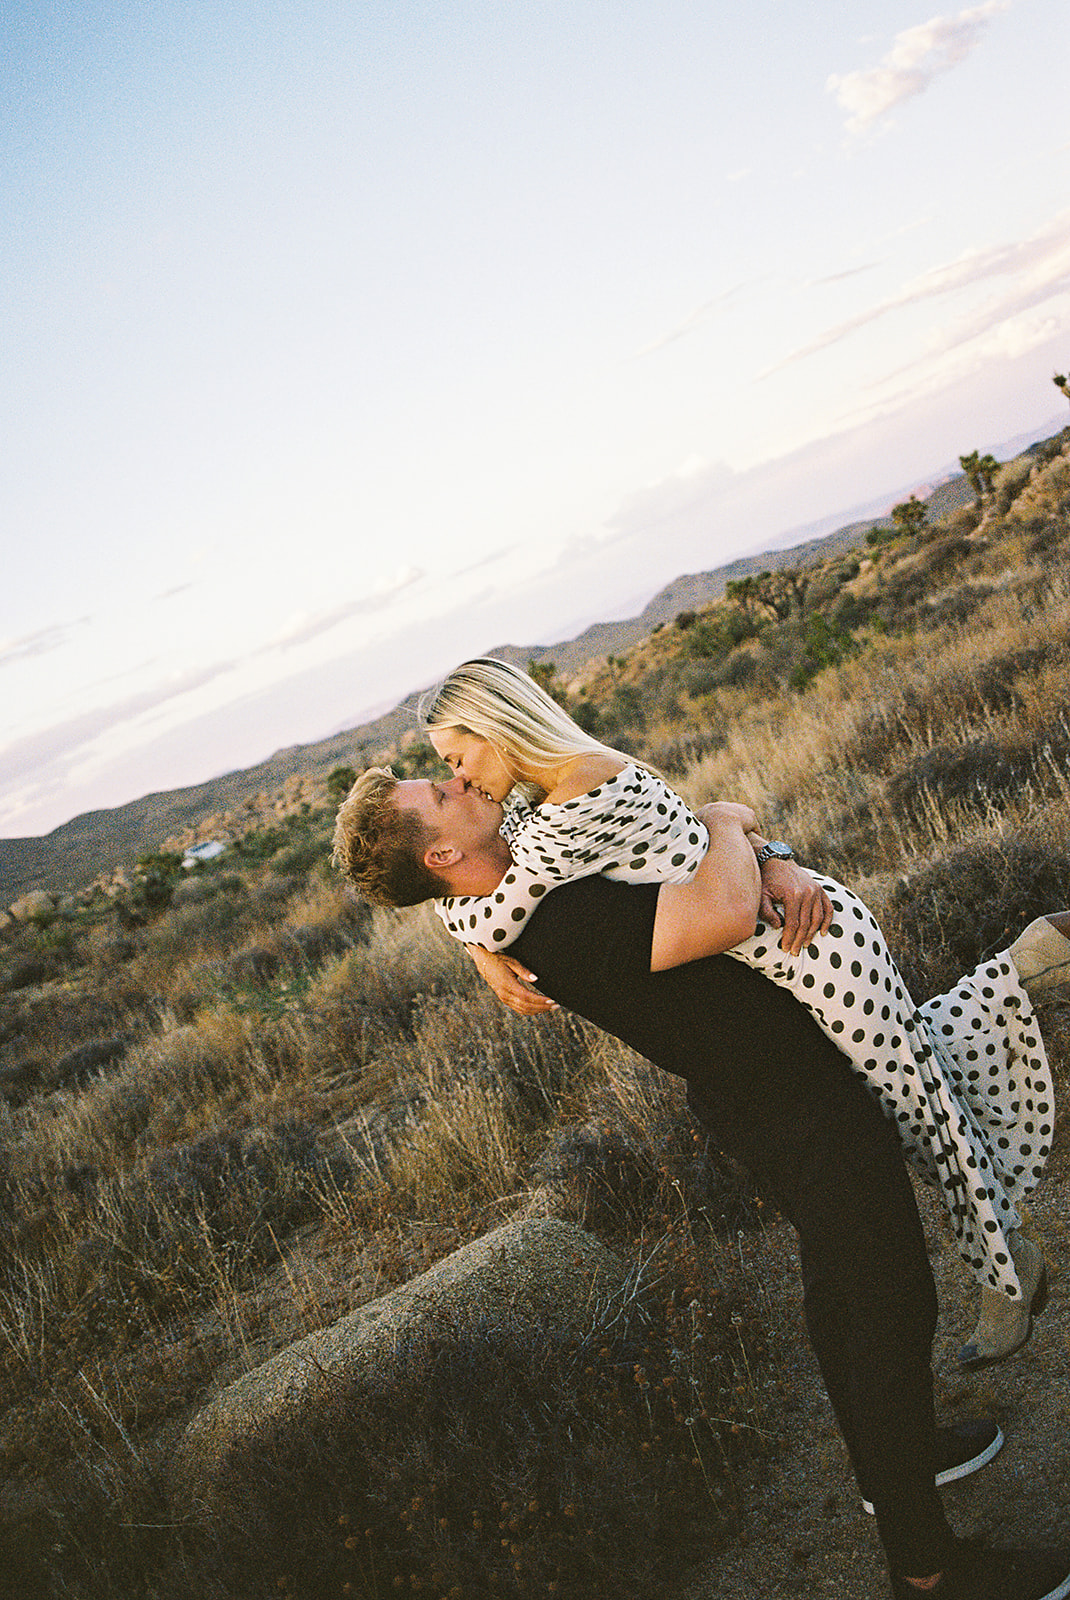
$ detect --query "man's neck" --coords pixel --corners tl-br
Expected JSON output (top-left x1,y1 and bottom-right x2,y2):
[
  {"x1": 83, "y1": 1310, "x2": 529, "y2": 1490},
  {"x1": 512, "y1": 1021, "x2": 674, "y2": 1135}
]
[{"x1": 439, "y1": 840, "x2": 512, "y2": 897}]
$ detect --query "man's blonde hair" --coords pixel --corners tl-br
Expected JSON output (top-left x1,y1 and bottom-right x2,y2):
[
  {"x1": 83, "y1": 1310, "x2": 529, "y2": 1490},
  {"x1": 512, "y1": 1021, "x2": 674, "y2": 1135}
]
[
  {"x1": 332, "y1": 767, "x2": 441, "y2": 907},
  {"x1": 420, "y1": 657, "x2": 612, "y2": 783}
]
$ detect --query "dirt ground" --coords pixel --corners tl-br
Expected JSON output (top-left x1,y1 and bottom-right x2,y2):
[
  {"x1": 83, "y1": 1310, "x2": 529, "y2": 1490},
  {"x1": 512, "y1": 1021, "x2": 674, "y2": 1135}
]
[{"x1": 673, "y1": 1018, "x2": 1070, "y2": 1600}]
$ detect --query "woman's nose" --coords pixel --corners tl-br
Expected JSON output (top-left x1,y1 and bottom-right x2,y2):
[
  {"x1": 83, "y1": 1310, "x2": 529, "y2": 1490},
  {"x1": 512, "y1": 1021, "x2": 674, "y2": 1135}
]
[{"x1": 446, "y1": 773, "x2": 469, "y2": 794}]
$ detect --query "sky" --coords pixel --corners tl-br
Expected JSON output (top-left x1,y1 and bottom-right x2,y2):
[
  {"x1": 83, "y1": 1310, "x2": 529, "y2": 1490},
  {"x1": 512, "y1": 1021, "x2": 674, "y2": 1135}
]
[{"x1": 3, "y1": 0, "x2": 1070, "y2": 840}]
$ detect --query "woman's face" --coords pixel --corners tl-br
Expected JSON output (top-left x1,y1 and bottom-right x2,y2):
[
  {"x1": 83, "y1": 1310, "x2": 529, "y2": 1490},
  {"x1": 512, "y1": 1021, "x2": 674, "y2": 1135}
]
[{"x1": 429, "y1": 727, "x2": 515, "y2": 802}]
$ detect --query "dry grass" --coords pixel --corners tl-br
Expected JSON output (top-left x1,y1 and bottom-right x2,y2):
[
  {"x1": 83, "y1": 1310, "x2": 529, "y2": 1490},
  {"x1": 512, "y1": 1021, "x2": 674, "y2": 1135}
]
[{"x1": 678, "y1": 548, "x2": 1070, "y2": 892}]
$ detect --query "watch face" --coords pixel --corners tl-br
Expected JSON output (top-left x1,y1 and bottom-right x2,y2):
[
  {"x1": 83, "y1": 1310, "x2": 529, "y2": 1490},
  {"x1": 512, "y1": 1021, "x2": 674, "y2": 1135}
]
[{"x1": 759, "y1": 841, "x2": 793, "y2": 862}]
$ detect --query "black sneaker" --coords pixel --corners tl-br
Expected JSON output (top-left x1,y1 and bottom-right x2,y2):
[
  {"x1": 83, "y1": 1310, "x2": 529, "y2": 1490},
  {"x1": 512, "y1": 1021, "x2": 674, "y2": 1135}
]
[
  {"x1": 890, "y1": 1541, "x2": 1070, "y2": 1599},
  {"x1": 862, "y1": 1420, "x2": 1003, "y2": 1514}
]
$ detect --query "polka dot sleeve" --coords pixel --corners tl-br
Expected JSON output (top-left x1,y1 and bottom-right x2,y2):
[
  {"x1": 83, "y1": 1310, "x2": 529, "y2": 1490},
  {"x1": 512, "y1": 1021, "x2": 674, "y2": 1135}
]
[{"x1": 434, "y1": 765, "x2": 710, "y2": 948}]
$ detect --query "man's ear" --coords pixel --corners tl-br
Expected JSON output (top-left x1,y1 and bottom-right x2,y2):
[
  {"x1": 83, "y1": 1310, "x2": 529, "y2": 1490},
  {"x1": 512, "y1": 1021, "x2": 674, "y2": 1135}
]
[{"x1": 425, "y1": 842, "x2": 462, "y2": 870}]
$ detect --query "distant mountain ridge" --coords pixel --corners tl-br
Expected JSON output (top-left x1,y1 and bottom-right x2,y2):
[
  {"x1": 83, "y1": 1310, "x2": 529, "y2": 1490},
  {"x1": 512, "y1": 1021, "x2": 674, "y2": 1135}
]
[{"x1": 0, "y1": 443, "x2": 1034, "y2": 905}]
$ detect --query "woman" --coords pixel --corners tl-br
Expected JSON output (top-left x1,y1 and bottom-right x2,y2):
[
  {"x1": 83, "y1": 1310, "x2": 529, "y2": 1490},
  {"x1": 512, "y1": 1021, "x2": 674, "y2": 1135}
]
[{"x1": 421, "y1": 656, "x2": 1069, "y2": 1368}]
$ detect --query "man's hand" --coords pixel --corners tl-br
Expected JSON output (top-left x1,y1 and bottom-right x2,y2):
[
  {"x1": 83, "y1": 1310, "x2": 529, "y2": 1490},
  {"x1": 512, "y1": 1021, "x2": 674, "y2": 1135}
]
[
  {"x1": 466, "y1": 943, "x2": 559, "y2": 1015},
  {"x1": 759, "y1": 859, "x2": 833, "y2": 955}
]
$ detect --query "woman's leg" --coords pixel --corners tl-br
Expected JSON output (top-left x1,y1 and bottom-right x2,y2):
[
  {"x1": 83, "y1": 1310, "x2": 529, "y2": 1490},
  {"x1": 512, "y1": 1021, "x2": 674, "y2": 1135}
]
[
  {"x1": 918, "y1": 950, "x2": 1054, "y2": 1365},
  {"x1": 725, "y1": 875, "x2": 1053, "y2": 1302}
]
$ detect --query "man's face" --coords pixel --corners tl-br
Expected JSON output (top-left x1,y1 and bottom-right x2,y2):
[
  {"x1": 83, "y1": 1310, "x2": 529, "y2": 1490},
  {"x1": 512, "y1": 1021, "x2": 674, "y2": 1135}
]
[{"x1": 393, "y1": 775, "x2": 503, "y2": 861}]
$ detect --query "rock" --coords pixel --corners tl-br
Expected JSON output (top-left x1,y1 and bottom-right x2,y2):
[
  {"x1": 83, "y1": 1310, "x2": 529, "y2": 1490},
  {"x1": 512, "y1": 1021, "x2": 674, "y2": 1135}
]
[
  {"x1": 0, "y1": 1059, "x2": 36, "y2": 1101},
  {"x1": 171, "y1": 1216, "x2": 627, "y2": 1519},
  {"x1": 0, "y1": 956, "x2": 52, "y2": 995}
]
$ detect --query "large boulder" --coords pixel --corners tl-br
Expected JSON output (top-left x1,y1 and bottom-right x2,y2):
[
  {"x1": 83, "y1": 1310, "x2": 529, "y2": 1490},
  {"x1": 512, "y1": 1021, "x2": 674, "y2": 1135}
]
[{"x1": 171, "y1": 1215, "x2": 628, "y2": 1519}]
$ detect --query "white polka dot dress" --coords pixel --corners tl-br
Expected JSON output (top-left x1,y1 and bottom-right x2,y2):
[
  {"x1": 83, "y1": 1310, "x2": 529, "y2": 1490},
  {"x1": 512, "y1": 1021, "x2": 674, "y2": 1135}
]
[
  {"x1": 435, "y1": 772, "x2": 1053, "y2": 1298},
  {"x1": 730, "y1": 876, "x2": 1052, "y2": 1298},
  {"x1": 434, "y1": 765, "x2": 710, "y2": 945}
]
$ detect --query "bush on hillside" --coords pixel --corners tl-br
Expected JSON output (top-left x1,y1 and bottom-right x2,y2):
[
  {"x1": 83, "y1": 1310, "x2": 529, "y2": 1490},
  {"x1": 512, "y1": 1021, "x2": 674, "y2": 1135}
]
[{"x1": 882, "y1": 833, "x2": 1070, "y2": 995}]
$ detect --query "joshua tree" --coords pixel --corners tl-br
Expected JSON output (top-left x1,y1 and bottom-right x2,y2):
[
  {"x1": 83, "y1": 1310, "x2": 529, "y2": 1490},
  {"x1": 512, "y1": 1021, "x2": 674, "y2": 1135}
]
[
  {"x1": 977, "y1": 453, "x2": 999, "y2": 495},
  {"x1": 725, "y1": 569, "x2": 808, "y2": 624},
  {"x1": 528, "y1": 657, "x2": 573, "y2": 708},
  {"x1": 1054, "y1": 372, "x2": 1070, "y2": 409},
  {"x1": 327, "y1": 766, "x2": 357, "y2": 803},
  {"x1": 960, "y1": 450, "x2": 999, "y2": 503},
  {"x1": 760, "y1": 566, "x2": 810, "y2": 618},
  {"x1": 959, "y1": 450, "x2": 983, "y2": 500}
]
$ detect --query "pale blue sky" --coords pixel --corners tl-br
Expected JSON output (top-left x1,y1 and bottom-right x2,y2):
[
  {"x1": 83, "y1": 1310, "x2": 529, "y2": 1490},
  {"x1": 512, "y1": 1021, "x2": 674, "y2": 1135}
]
[{"x1": 3, "y1": 0, "x2": 1069, "y2": 837}]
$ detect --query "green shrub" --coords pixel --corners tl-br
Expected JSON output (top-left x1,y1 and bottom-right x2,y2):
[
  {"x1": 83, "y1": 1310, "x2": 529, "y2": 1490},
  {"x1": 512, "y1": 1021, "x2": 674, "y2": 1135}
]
[
  {"x1": 130, "y1": 851, "x2": 185, "y2": 915},
  {"x1": 327, "y1": 765, "x2": 357, "y2": 802},
  {"x1": 233, "y1": 827, "x2": 286, "y2": 862},
  {"x1": 271, "y1": 838, "x2": 324, "y2": 876},
  {"x1": 789, "y1": 613, "x2": 858, "y2": 689}
]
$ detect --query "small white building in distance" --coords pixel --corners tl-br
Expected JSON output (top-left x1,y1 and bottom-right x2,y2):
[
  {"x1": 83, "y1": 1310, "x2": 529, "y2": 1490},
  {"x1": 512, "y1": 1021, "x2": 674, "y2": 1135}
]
[{"x1": 183, "y1": 841, "x2": 226, "y2": 870}]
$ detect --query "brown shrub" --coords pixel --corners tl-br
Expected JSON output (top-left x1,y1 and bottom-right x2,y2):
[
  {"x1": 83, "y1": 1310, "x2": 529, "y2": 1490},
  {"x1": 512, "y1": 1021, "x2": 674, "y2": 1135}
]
[{"x1": 880, "y1": 832, "x2": 1070, "y2": 996}]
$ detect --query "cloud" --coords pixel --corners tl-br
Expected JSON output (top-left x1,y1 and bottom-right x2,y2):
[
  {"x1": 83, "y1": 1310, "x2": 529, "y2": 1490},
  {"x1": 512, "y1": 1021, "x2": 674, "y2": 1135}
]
[
  {"x1": 759, "y1": 208, "x2": 1070, "y2": 379},
  {"x1": 827, "y1": 2, "x2": 1009, "y2": 136},
  {"x1": 824, "y1": 308, "x2": 1070, "y2": 441},
  {"x1": 0, "y1": 660, "x2": 239, "y2": 788},
  {"x1": 872, "y1": 294, "x2": 1070, "y2": 403},
  {"x1": 632, "y1": 283, "x2": 750, "y2": 359},
  {"x1": 451, "y1": 546, "x2": 514, "y2": 580},
  {"x1": 0, "y1": 617, "x2": 90, "y2": 670},
  {"x1": 807, "y1": 261, "x2": 882, "y2": 288},
  {"x1": 260, "y1": 566, "x2": 426, "y2": 654}
]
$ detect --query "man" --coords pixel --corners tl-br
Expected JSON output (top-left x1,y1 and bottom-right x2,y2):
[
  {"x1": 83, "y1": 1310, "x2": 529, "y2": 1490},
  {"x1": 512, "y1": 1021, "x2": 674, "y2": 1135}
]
[{"x1": 334, "y1": 769, "x2": 1070, "y2": 1600}]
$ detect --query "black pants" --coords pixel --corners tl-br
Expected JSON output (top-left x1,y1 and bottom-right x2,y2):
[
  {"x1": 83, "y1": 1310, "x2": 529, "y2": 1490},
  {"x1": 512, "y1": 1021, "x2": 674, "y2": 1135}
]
[
  {"x1": 688, "y1": 1032, "x2": 957, "y2": 1577},
  {"x1": 513, "y1": 878, "x2": 962, "y2": 1578}
]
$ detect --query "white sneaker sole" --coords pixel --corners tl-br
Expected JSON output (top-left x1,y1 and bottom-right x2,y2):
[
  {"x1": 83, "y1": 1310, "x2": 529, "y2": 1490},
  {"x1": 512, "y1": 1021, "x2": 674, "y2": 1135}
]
[
  {"x1": 861, "y1": 1423, "x2": 1004, "y2": 1515},
  {"x1": 1037, "y1": 1571, "x2": 1070, "y2": 1600}
]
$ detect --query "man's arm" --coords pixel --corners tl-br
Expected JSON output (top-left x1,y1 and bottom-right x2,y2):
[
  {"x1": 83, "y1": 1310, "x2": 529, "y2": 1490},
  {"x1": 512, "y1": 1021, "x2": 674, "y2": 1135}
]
[
  {"x1": 650, "y1": 804, "x2": 761, "y2": 970},
  {"x1": 469, "y1": 799, "x2": 833, "y2": 1007},
  {"x1": 651, "y1": 802, "x2": 833, "y2": 970},
  {"x1": 467, "y1": 810, "x2": 758, "y2": 1004}
]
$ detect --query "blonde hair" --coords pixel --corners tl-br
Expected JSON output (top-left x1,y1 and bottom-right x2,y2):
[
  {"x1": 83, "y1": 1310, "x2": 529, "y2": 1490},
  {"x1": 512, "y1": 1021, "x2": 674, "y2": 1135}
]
[
  {"x1": 420, "y1": 657, "x2": 614, "y2": 783},
  {"x1": 332, "y1": 767, "x2": 441, "y2": 907}
]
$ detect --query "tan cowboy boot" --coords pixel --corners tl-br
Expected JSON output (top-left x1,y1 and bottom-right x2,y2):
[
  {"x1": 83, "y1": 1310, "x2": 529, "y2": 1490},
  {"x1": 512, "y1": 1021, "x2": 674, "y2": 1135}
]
[
  {"x1": 959, "y1": 1230, "x2": 1049, "y2": 1370},
  {"x1": 1009, "y1": 913, "x2": 1070, "y2": 996}
]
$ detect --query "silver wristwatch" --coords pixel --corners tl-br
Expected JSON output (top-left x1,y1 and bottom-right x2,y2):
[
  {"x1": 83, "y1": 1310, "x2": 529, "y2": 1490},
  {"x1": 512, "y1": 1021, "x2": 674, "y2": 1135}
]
[{"x1": 755, "y1": 840, "x2": 794, "y2": 867}]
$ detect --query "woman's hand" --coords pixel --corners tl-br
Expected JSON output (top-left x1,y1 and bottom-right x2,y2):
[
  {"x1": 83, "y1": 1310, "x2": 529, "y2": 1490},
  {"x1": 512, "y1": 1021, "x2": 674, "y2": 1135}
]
[
  {"x1": 466, "y1": 943, "x2": 559, "y2": 1016},
  {"x1": 694, "y1": 797, "x2": 832, "y2": 956},
  {"x1": 696, "y1": 799, "x2": 759, "y2": 835}
]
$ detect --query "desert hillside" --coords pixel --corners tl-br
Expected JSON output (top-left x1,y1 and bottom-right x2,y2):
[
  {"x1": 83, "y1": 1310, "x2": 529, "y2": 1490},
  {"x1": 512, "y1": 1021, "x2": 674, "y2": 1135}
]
[
  {"x1": 0, "y1": 428, "x2": 1068, "y2": 1597},
  {"x1": 0, "y1": 479, "x2": 976, "y2": 908}
]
